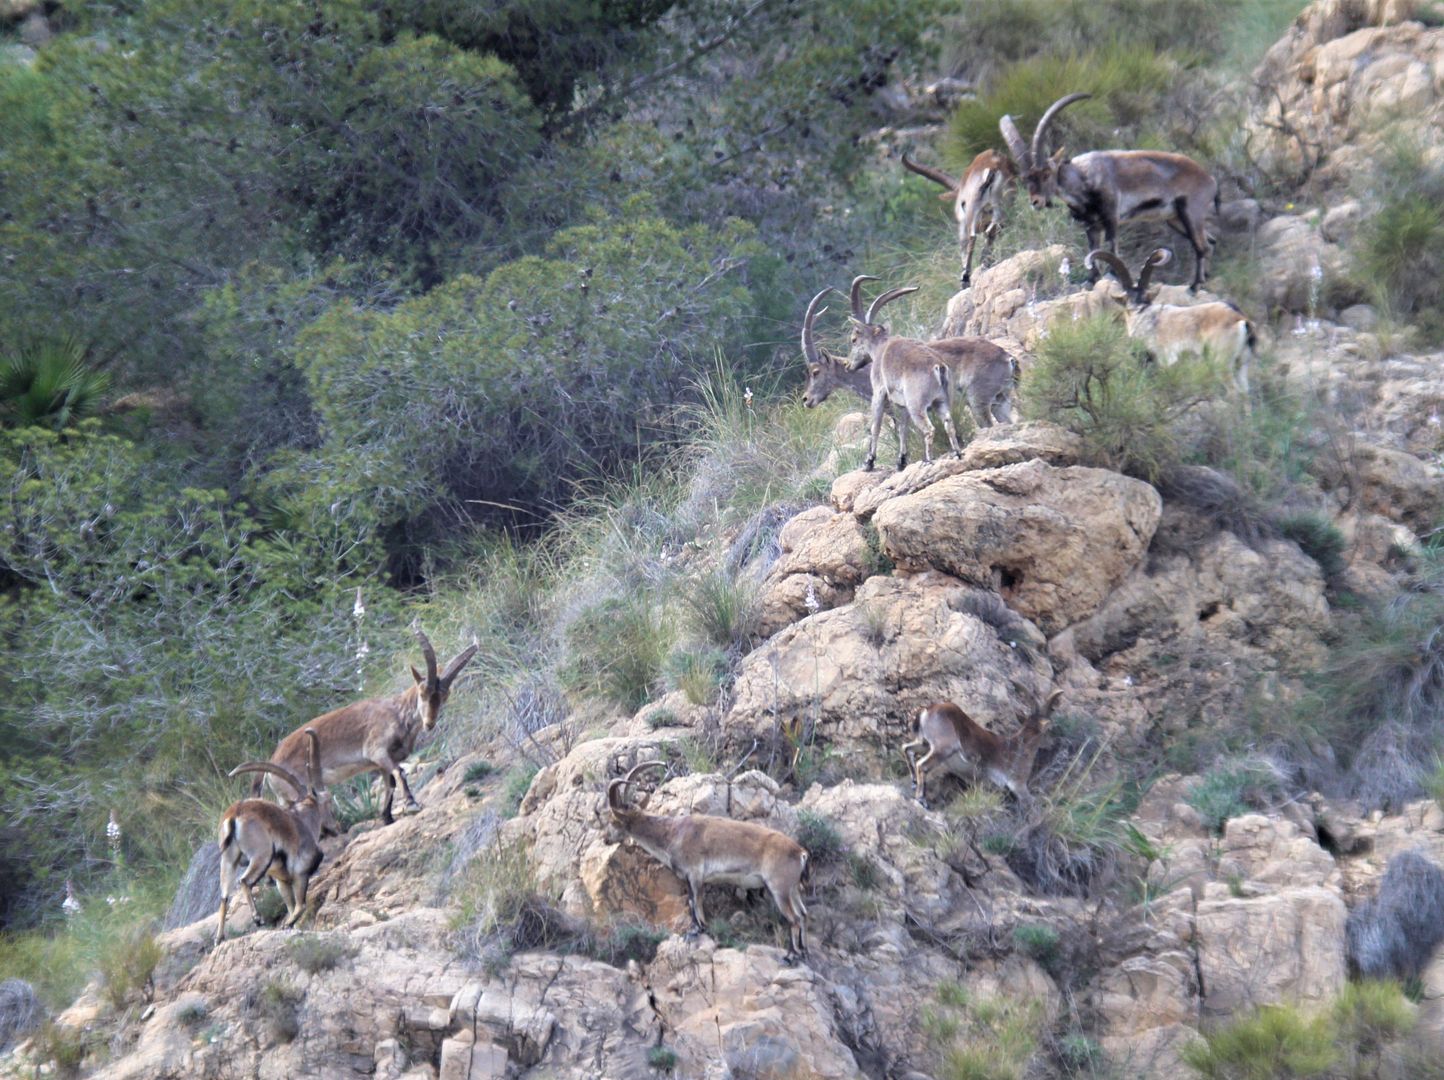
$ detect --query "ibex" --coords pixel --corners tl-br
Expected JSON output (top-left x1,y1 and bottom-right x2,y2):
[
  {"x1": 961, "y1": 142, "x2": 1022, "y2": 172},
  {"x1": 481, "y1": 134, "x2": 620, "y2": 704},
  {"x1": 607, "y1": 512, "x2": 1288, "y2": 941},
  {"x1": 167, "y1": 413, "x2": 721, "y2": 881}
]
[
  {"x1": 902, "y1": 149, "x2": 1017, "y2": 287},
  {"x1": 903, "y1": 690, "x2": 1063, "y2": 809},
  {"x1": 606, "y1": 761, "x2": 810, "y2": 964},
  {"x1": 999, "y1": 93, "x2": 1219, "y2": 290},
  {"x1": 216, "y1": 730, "x2": 330, "y2": 945},
  {"x1": 844, "y1": 277, "x2": 1020, "y2": 470},
  {"x1": 254, "y1": 628, "x2": 478, "y2": 826},
  {"x1": 1086, "y1": 248, "x2": 1255, "y2": 395},
  {"x1": 802, "y1": 286, "x2": 1017, "y2": 427}
]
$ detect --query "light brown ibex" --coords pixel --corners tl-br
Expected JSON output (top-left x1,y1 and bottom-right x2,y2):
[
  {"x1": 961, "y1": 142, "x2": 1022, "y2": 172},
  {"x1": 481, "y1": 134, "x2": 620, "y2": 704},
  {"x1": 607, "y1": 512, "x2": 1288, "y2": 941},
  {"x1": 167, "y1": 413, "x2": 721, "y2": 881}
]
[
  {"x1": 903, "y1": 690, "x2": 1063, "y2": 809},
  {"x1": 254, "y1": 628, "x2": 478, "y2": 826},
  {"x1": 216, "y1": 730, "x2": 330, "y2": 945},
  {"x1": 1086, "y1": 248, "x2": 1255, "y2": 395},
  {"x1": 902, "y1": 149, "x2": 1017, "y2": 287},
  {"x1": 606, "y1": 761, "x2": 810, "y2": 964},
  {"x1": 802, "y1": 286, "x2": 1017, "y2": 427},
  {"x1": 1000, "y1": 93, "x2": 1219, "y2": 289}
]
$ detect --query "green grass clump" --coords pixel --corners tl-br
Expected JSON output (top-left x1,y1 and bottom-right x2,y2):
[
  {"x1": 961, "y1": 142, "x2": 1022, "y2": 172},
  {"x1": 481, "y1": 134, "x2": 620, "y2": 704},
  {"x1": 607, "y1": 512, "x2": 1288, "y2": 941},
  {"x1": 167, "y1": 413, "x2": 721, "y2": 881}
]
[
  {"x1": 463, "y1": 761, "x2": 496, "y2": 785},
  {"x1": 252, "y1": 980, "x2": 303, "y2": 1044},
  {"x1": 29, "y1": 1020, "x2": 92, "y2": 1077},
  {"x1": 1012, "y1": 923, "x2": 1060, "y2": 965},
  {"x1": 1278, "y1": 512, "x2": 1347, "y2": 581},
  {"x1": 1183, "y1": 1004, "x2": 1337, "y2": 1079},
  {"x1": 924, "y1": 985, "x2": 1043, "y2": 1080},
  {"x1": 502, "y1": 764, "x2": 540, "y2": 818},
  {"x1": 98, "y1": 928, "x2": 162, "y2": 1012},
  {"x1": 287, "y1": 935, "x2": 353, "y2": 975},
  {"x1": 680, "y1": 567, "x2": 759, "y2": 654},
  {"x1": 1187, "y1": 761, "x2": 1277, "y2": 835},
  {"x1": 648, "y1": 1045, "x2": 679, "y2": 1071},
  {"x1": 947, "y1": 44, "x2": 1180, "y2": 164},
  {"x1": 1354, "y1": 136, "x2": 1444, "y2": 345},
  {"x1": 794, "y1": 810, "x2": 845, "y2": 866},
  {"x1": 1331, "y1": 980, "x2": 1416, "y2": 1077},
  {"x1": 561, "y1": 593, "x2": 674, "y2": 713},
  {"x1": 663, "y1": 646, "x2": 730, "y2": 707}
]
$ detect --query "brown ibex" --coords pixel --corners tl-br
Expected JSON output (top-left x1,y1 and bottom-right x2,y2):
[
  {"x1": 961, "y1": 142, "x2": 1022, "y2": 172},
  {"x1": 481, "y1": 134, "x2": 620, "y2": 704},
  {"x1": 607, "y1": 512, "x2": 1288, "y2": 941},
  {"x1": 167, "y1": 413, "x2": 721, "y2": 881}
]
[
  {"x1": 216, "y1": 730, "x2": 330, "y2": 945},
  {"x1": 902, "y1": 149, "x2": 1017, "y2": 287},
  {"x1": 903, "y1": 690, "x2": 1063, "y2": 809},
  {"x1": 802, "y1": 286, "x2": 1017, "y2": 427},
  {"x1": 999, "y1": 93, "x2": 1219, "y2": 289},
  {"x1": 606, "y1": 761, "x2": 810, "y2": 963},
  {"x1": 254, "y1": 628, "x2": 478, "y2": 826},
  {"x1": 1086, "y1": 248, "x2": 1255, "y2": 395}
]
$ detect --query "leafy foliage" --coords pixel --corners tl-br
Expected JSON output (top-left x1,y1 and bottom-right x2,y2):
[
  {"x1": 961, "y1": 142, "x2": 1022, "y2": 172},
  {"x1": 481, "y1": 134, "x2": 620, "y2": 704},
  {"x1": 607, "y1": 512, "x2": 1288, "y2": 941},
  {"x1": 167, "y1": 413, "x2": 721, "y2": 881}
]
[
  {"x1": 1022, "y1": 315, "x2": 1228, "y2": 482},
  {"x1": 1183, "y1": 1004, "x2": 1337, "y2": 1080}
]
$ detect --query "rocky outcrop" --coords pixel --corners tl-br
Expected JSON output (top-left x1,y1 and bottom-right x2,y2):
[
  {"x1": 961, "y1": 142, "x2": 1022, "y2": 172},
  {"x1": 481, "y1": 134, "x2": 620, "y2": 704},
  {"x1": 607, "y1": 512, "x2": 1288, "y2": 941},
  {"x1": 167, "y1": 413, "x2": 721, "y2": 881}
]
[{"x1": 873, "y1": 460, "x2": 1162, "y2": 635}]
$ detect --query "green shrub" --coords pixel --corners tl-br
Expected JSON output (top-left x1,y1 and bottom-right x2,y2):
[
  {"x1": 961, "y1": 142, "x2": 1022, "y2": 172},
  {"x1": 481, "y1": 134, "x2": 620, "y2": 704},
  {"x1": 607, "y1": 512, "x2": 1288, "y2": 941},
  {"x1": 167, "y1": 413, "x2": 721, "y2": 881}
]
[
  {"x1": 925, "y1": 987, "x2": 1043, "y2": 1080},
  {"x1": 795, "y1": 810, "x2": 845, "y2": 866},
  {"x1": 1183, "y1": 1004, "x2": 1337, "y2": 1079},
  {"x1": 1012, "y1": 924, "x2": 1060, "y2": 965},
  {"x1": 252, "y1": 980, "x2": 303, "y2": 1044},
  {"x1": 98, "y1": 929, "x2": 162, "y2": 1012},
  {"x1": 463, "y1": 761, "x2": 496, "y2": 785},
  {"x1": 1354, "y1": 136, "x2": 1444, "y2": 344},
  {"x1": 29, "y1": 1020, "x2": 91, "y2": 1077},
  {"x1": 663, "y1": 646, "x2": 730, "y2": 707},
  {"x1": 680, "y1": 568, "x2": 759, "y2": 653},
  {"x1": 561, "y1": 592, "x2": 674, "y2": 712},
  {"x1": 1332, "y1": 980, "x2": 1416, "y2": 1075},
  {"x1": 1023, "y1": 314, "x2": 1228, "y2": 482},
  {"x1": 1278, "y1": 512, "x2": 1347, "y2": 581},
  {"x1": 1187, "y1": 761, "x2": 1277, "y2": 835},
  {"x1": 287, "y1": 935, "x2": 353, "y2": 975},
  {"x1": 647, "y1": 1045, "x2": 679, "y2": 1072},
  {"x1": 947, "y1": 44, "x2": 1180, "y2": 163},
  {"x1": 502, "y1": 764, "x2": 540, "y2": 818}
]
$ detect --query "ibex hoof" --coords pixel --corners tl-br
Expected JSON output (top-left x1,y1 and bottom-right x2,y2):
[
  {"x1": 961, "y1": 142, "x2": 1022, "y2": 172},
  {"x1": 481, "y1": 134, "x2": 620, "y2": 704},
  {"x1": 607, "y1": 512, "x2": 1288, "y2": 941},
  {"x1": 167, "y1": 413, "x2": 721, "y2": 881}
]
[{"x1": 405, "y1": 800, "x2": 422, "y2": 813}]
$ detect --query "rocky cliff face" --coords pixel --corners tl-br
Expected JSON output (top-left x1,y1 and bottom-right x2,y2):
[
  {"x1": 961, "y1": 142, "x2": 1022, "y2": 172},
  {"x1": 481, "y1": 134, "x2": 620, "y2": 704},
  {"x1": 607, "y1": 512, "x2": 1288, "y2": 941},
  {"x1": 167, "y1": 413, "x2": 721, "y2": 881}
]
[{"x1": 10, "y1": 2, "x2": 1444, "y2": 1078}]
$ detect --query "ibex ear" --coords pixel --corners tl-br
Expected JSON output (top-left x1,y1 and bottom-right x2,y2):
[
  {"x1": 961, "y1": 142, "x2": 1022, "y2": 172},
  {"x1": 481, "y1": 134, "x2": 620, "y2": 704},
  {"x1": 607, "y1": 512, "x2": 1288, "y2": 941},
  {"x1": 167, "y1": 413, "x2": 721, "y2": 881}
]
[
  {"x1": 937, "y1": 190, "x2": 955, "y2": 202},
  {"x1": 1051, "y1": 147, "x2": 1067, "y2": 165},
  {"x1": 411, "y1": 664, "x2": 425, "y2": 685}
]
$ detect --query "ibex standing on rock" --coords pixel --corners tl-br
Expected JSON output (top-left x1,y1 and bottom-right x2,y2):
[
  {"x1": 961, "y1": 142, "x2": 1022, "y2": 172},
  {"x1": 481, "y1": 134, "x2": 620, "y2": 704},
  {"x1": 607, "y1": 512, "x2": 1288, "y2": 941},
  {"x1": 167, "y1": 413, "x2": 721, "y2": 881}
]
[
  {"x1": 606, "y1": 761, "x2": 811, "y2": 964},
  {"x1": 903, "y1": 690, "x2": 1063, "y2": 809},
  {"x1": 254, "y1": 628, "x2": 478, "y2": 826},
  {"x1": 1086, "y1": 248, "x2": 1255, "y2": 395},
  {"x1": 999, "y1": 93, "x2": 1219, "y2": 290},
  {"x1": 216, "y1": 730, "x2": 330, "y2": 945},
  {"x1": 902, "y1": 149, "x2": 1017, "y2": 287},
  {"x1": 802, "y1": 286, "x2": 1017, "y2": 428}
]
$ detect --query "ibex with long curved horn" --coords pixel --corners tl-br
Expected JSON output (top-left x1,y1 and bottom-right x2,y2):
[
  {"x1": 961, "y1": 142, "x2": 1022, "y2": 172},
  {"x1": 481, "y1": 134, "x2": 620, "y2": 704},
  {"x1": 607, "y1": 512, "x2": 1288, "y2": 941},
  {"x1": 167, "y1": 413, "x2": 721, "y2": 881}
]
[
  {"x1": 606, "y1": 761, "x2": 810, "y2": 964},
  {"x1": 802, "y1": 287, "x2": 1017, "y2": 429},
  {"x1": 1086, "y1": 248, "x2": 1255, "y2": 395},
  {"x1": 999, "y1": 93, "x2": 1218, "y2": 290},
  {"x1": 216, "y1": 730, "x2": 330, "y2": 945},
  {"x1": 254, "y1": 628, "x2": 478, "y2": 826},
  {"x1": 902, "y1": 150, "x2": 1017, "y2": 287}
]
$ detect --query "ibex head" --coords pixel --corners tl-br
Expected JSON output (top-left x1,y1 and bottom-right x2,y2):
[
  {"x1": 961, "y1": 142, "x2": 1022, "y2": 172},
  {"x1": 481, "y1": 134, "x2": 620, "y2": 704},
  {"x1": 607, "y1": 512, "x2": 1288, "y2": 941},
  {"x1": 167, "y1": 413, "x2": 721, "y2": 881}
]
[
  {"x1": 1085, "y1": 247, "x2": 1173, "y2": 308},
  {"x1": 1000, "y1": 93, "x2": 1090, "y2": 209},
  {"x1": 409, "y1": 627, "x2": 479, "y2": 730},
  {"x1": 800, "y1": 288, "x2": 841, "y2": 408},
  {"x1": 604, "y1": 759, "x2": 666, "y2": 842},
  {"x1": 844, "y1": 276, "x2": 920, "y2": 371},
  {"x1": 230, "y1": 729, "x2": 339, "y2": 836}
]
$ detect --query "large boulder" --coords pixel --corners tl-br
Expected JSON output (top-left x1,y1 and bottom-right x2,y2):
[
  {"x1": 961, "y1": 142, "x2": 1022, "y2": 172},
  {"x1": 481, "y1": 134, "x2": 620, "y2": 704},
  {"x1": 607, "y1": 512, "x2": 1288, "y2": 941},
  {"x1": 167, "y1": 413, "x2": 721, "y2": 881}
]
[
  {"x1": 872, "y1": 460, "x2": 1162, "y2": 636},
  {"x1": 725, "y1": 570, "x2": 1052, "y2": 775},
  {"x1": 756, "y1": 505, "x2": 873, "y2": 638}
]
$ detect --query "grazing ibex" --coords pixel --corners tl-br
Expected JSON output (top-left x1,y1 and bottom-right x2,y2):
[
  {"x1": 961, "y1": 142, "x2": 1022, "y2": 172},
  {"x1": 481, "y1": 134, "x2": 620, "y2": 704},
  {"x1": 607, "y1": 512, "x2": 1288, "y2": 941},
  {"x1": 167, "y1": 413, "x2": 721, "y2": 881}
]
[
  {"x1": 999, "y1": 93, "x2": 1219, "y2": 290},
  {"x1": 255, "y1": 628, "x2": 478, "y2": 826},
  {"x1": 216, "y1": 730, "x2": 329, "y2": 945},
  {"x1": 902, "y1": 150, "x2": 1017, "y2": 287},
  {"x1": 1086, "y1": 248, "x2": 1255, "y2": 396},
  {"x1": 606, "y1": 761, "x2": 810, "y2": 964},
  {"x1": 802, "y1": 286, "x2": 1017, "y2": 427},
  {"x1": 903, "y1": 690, "x2": 1063, "y2": 809}
]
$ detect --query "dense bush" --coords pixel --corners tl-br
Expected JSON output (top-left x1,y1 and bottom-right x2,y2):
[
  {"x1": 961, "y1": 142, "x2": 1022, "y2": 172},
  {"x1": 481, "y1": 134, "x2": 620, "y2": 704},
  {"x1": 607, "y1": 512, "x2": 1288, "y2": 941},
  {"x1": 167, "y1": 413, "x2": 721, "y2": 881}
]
[
  {"x1": 1022, "y1": 314, "x2": 1229, "y2": 482},
  {"x1": 1347, "y1": 850, "x2": 1444, "y2": 983}
]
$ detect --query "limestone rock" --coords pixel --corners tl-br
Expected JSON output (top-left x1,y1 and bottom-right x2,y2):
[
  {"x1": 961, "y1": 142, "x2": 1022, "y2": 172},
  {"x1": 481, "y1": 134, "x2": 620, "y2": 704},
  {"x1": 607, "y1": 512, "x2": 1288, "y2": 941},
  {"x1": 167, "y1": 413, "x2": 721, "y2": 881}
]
[
  {"x1": 1252, "y1": 214, "x2": 1348, "y2": 314},
  {"x1": 725, "y1": 570, "x2": 1052, "y2": 775},
  {"x1": 757, "y1": 505, "x2": 873, "y2": 636},
  {"x1": 872, "y1": 460, "x2": 1161, "y2": 635},
  {"x1": 940, "y1": 245, "x2": 1070, "y2": 342},
  {"x1": 1194, "y1": 884, "x2": 1348, "y2": 1017},
  {"x1": 1217, "y1": 814, "x2": 1340, "y2": 890}
]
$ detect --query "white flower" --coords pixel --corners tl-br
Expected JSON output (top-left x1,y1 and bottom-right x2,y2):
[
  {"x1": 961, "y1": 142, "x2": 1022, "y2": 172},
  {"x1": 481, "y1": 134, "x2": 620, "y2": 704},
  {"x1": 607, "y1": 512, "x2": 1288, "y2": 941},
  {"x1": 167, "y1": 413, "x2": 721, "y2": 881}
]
[
  {"x1": 804, "y1": 578, "x2": 821, "y2": 615},
  {"x1": 743, "y1": 386, "x2": 754, "y2": 409},
  {"x1": 353, "y1": 587, "x2": 366, "y2": 620},
  {"x1": 106, "y1": 809, "x2": 121, "y2": 841}
]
